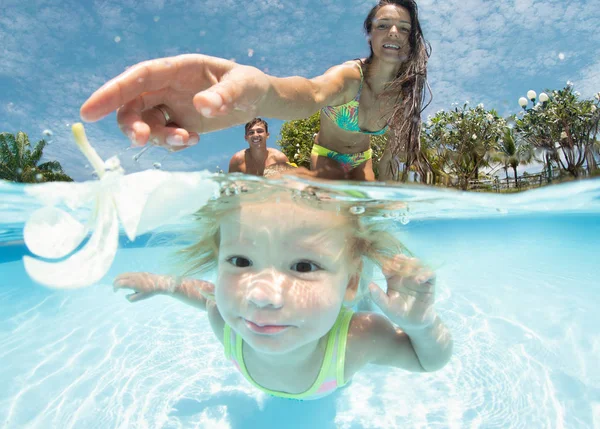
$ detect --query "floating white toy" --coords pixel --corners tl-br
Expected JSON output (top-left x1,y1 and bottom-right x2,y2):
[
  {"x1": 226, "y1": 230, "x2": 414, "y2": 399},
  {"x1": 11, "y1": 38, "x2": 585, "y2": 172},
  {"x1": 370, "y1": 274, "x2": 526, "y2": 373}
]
[{"x1": 23, "y1": 123, "x2": 218, "y2": 289}]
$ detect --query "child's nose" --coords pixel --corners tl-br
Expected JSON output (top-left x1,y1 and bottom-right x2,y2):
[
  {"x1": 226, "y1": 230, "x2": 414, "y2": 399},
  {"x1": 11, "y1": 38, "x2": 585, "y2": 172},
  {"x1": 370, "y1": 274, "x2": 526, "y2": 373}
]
[{"x1": 245, "y1": 271, "x2": 285, "y2": 308}]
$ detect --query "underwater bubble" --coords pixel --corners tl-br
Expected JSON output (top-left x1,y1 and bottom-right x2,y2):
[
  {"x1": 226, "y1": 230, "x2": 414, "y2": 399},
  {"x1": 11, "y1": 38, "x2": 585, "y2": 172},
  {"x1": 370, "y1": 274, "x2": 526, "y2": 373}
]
[
  {"x1": 558, "y1": 52, "x2": 565, "y2": 60},
  {"x1": 114, "y1": 36, "x2": 121, "y2": 43},
  {"x1": 153, "y1": 16, "x2": 160, "y2": 22},
  {"x1": 349, "y1": 206, "x2": 365, "y2": 215},
  {"x1": 153, "y1": 162, "x2": 162, "y2": 169},
  {"x1": 248, "y1": 49, "x2": 254, "y2": 57}
]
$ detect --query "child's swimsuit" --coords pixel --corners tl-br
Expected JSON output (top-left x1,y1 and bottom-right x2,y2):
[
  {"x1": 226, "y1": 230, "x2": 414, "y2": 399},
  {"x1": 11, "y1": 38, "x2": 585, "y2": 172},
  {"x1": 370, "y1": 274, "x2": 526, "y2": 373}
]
[
  {"x1": 316, "y1": 62, "x2": 388, "y2": 173},
  {"x1": 224, "y1": 307, "x2": 354, "y2": 400}
]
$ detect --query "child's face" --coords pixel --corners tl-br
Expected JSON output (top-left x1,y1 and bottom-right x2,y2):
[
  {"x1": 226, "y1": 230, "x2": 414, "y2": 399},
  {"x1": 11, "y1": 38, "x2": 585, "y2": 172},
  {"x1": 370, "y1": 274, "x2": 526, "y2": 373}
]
[{"x1": 215, "y1": 194, "x2": 358, "y2": 355}]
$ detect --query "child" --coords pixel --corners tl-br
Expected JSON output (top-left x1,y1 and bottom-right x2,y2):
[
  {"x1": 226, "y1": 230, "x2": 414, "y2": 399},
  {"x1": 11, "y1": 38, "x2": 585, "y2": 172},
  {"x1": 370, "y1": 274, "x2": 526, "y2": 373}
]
[{"x1": 114, "y1": 188, "x2": 452, "y2": 400}]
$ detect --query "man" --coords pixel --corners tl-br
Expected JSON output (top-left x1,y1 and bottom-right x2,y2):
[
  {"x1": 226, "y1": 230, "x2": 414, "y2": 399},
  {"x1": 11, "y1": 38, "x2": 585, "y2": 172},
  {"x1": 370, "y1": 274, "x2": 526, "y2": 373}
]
[{"x1": 228, "y1": 118, "x2": 289, "y2": 176}]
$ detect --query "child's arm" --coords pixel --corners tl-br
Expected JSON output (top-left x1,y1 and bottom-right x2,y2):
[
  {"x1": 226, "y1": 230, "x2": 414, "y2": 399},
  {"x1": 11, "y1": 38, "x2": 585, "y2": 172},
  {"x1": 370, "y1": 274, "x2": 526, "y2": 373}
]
[
  {"x1": 353, "y1": 256, "x2": 453, "y2": 372},
  {"x1": 113, "y1": 272, "x2": 215, "y2": 311}
]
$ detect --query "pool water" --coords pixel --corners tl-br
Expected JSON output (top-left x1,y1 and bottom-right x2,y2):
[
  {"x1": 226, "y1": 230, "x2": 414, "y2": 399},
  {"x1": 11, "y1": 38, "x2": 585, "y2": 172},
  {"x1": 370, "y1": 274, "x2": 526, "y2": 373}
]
[{"x1": 1, "y1": 176, "x2": 599, "y2": 428}]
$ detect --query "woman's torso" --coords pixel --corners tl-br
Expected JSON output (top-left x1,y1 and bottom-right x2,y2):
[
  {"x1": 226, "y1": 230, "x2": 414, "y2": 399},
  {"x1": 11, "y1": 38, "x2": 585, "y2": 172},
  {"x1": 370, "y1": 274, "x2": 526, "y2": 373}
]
[{"x1": 318, "y1": 60, "x2": 392, "y2": 154}]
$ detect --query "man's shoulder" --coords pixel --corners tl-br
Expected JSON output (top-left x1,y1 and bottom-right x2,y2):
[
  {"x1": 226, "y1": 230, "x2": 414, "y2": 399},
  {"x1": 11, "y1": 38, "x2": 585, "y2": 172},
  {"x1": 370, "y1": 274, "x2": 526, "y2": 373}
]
[
  {"x1": 267, "y1": 147, "x2": 288, "y2": 160},
  {"x1": 230, "y1": 149, "x2": 247, "y2": 162}
]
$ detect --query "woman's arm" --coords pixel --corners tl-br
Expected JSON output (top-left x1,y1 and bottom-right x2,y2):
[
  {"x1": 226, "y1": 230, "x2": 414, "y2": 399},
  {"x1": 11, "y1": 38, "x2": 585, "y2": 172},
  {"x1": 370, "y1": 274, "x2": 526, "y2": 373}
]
[
  {"x1": 113, "y1": 272, "x2": 215, "y2": 311},
  {"x1": 80, "y1": 54, "x2": 360, "y2": 150},
  {"x1": 259, "y1": 62, "x2": 362, "y2": 119}
]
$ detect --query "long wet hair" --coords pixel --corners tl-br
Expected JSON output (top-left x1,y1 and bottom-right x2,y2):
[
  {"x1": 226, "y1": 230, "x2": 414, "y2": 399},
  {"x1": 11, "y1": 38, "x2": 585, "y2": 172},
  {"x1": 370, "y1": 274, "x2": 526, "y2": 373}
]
[{"x1": 363, "y1": 0, "x2": 432, "y2": 179}]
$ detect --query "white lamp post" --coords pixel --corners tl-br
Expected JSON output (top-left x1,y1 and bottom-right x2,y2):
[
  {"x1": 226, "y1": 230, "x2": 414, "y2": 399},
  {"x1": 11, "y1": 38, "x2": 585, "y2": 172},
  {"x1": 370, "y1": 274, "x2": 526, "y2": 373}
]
[
  {"x1": 539, "y1": 92, "x2": 549, "y2": 103},
  {"x1": 527, "y1": 90, "x2": 537, "y2": 103},
  {"x1": 519, "y1": 97, "x2": 529, "y2": 109}
]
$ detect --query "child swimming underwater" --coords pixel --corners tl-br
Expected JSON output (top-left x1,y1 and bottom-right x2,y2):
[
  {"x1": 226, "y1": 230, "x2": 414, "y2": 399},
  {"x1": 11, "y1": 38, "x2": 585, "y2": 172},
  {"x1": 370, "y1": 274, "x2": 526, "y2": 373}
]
[{"x1": 114, "y1": 188, "x2": 453, "y2": 400}]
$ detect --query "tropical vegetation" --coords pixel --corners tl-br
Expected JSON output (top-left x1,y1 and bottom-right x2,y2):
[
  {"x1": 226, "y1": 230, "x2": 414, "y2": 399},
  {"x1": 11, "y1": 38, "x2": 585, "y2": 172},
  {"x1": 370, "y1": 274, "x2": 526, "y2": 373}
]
[
  {"x1": 0, "y1": 132, "x2": 73, "y2": 183},
  {"x1": 277, "y1": 84, "x2": 600, "y2": 190}
]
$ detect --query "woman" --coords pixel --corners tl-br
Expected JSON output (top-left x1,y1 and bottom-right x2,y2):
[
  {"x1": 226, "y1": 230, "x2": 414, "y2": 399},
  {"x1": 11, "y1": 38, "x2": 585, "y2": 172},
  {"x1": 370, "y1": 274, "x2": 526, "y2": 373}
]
[{"x1": 80, "y1": 0, "x2": 430, "y2": 181}]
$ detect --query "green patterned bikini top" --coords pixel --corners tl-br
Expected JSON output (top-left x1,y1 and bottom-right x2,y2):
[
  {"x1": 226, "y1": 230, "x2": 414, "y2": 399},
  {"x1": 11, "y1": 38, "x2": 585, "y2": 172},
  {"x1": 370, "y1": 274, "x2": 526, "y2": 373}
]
[{"x1": 321, "y1": 63, "x2": 388, "y2": 136}]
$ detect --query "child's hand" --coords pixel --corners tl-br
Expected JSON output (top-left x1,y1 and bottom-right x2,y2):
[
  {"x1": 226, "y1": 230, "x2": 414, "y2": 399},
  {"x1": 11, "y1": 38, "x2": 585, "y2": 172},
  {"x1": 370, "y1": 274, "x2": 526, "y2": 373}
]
[
  {"x1": 368, "y1": 255, "x2": 437, "y2": 332},
  {"x1": 113, "y1": 272, "x2": 179, "y2": 302}
]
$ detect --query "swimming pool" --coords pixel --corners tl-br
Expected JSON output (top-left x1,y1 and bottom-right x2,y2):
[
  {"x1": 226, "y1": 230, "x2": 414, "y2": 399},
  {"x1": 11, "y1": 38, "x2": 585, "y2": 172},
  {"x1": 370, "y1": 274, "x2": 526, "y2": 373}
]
[{"x1": 1, "y1": 177, "x2": 599, "y2": 428}]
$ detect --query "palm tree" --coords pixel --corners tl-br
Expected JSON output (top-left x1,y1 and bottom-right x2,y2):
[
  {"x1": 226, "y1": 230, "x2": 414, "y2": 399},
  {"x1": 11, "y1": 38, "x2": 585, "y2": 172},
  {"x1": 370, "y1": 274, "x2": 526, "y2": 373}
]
[
  {"x1": 0, "y1": 132, "x2": 73, "y2": 183},
  {"x1": 491, "y1": 127, "x2": 534, "y2": 187}
]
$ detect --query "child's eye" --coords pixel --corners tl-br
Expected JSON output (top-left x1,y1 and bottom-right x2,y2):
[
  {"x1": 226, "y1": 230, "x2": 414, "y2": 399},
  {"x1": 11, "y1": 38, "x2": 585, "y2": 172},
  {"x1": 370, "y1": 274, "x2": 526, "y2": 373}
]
[
  {"x1": 291, "y1": 261, "x2": 321, "y2": 273},
  {"x1": 227, "y1": 256, "x2": 252, "y2": 267}
]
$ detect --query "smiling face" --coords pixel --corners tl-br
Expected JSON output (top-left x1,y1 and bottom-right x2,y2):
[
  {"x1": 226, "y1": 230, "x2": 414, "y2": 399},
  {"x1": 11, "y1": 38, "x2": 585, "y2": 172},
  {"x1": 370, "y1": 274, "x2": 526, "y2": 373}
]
[
  {"x1": 369, "y1": 4, "x2": 412, "y2": 64},
  {"x1": 215, "y1": 194, "x2": 359, "y2": 356},
  {"x1": 244, "y1": 122, "x2": 269, "y2": 149}
]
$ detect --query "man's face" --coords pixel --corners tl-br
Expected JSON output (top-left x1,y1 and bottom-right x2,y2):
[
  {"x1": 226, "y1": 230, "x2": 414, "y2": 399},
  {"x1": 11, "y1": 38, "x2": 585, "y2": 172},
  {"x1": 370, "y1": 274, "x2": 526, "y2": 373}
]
[{"x1": 245, "y1": 123, "x2": 269, "y2": 148}]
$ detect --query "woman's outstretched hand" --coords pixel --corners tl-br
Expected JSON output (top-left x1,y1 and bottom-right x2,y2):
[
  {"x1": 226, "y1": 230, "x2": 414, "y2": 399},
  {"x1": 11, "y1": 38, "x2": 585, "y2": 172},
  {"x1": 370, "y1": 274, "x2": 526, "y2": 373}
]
[
  {"x1": 368, "y1": 255, "x2": 437, "y2": 332},
  {"x1": 80, "y1": 54, "x2": 271, "y2": 151}
]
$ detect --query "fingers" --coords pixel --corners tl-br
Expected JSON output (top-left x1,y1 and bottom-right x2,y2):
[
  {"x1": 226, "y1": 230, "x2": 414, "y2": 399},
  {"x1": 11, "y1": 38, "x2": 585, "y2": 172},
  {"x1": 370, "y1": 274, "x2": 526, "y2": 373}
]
[
  {"x1": 193, "y1": 66, "x2": 263, "y2": 118},
  {"x1": 383, "y1": 255, "x2": 435, "y2": 293},
  {"x1": 80, "y1": 57, "x2": 180, "y2": 122},
  {"x1": 113, "y1": 272, "x2": 160, "y2": 293},
  {"x1": 126, "y1": 291, "x2": 156, "y2": 303},
  {"x1": 116, "y1": 93, "x2": 200, "y2": 149},
  {"x1": 368, "y1": 282, "x2": 390, "y2": 313}
]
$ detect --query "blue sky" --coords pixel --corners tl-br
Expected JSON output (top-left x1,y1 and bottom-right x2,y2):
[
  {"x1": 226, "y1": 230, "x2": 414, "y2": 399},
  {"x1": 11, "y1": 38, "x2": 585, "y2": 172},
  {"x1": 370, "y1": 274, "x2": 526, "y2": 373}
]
[{"x1": 1, "y1": 0, "x2": 599, "y2": 181}]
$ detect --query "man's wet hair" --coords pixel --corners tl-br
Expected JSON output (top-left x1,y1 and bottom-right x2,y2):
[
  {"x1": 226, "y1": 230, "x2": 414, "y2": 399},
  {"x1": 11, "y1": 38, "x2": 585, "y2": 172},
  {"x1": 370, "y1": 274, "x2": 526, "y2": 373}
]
[{"x1": 245, "y1": 118, "x2": 269, "y2": 135}]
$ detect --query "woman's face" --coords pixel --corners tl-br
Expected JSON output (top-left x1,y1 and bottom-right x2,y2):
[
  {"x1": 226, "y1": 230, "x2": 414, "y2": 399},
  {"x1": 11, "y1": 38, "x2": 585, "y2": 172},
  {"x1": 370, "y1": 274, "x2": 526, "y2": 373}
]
[{"x1": 369, "y1": 5, "x2": 412, "y2": 64}]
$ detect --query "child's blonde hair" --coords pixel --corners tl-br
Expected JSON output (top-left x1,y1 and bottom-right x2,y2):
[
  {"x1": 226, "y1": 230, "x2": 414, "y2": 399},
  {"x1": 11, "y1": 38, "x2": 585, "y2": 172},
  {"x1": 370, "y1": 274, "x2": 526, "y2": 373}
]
[{"x1": 176, "y1": 183, "x2": 409, "y2": 301}]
